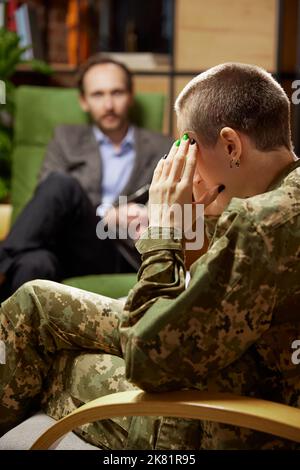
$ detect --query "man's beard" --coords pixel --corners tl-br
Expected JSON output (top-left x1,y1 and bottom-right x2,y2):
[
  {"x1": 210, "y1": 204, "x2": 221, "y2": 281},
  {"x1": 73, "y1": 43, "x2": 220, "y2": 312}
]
[{"x1": 96, "y1": 113, "x2": 127, "y2": 133}]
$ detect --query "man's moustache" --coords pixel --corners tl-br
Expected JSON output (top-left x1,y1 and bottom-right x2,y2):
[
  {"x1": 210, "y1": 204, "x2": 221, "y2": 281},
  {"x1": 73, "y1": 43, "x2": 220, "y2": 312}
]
[{"x1": 102, "y1": 114, "x2": 119, "y2": 119}]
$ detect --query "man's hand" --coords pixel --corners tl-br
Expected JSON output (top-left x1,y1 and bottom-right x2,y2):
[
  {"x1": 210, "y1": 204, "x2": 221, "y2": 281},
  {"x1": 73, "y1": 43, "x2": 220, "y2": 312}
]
[
  {"x1": 103, "y1": 203, "x2": 148, "y2": 240},
  {"x1": 148, "y1": 136, "x2": 221, "y2": 231}
]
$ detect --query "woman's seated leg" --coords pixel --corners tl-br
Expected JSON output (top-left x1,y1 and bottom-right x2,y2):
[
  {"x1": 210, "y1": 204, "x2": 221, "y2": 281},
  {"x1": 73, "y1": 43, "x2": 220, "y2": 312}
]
[{"x1": 0, "y1": 279, "x2": 124, "y2": 436}]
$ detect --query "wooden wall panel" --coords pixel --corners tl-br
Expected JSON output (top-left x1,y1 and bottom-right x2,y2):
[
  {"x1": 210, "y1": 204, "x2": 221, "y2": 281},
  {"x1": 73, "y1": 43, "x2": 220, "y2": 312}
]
[
  {"x1": 175, "y1": 0, "x2": 278, "y2": 72},
  {"x1": 279, "y1": 0, "x2": 298, "y2": 72}
]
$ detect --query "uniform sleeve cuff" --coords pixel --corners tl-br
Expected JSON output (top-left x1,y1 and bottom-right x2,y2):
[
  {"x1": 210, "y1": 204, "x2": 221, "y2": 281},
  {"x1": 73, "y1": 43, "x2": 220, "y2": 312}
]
[{"x1": 136, "y1": 226, "x2": 184, "y2": 254}]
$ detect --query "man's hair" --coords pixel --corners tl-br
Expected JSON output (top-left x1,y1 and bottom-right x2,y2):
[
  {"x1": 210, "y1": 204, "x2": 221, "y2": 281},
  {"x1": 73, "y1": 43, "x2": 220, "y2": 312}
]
[
  {"x1": 77, "y1": 54, "x2": 133, "y2": 95},
  {"x1": 175, "y1": 62, "x2": 292, "y2": 151}
]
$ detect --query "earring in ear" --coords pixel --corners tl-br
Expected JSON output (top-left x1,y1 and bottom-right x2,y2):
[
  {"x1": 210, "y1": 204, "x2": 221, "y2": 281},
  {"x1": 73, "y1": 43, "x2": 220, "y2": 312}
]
[{"x1": 230, "y1": 158, "x2": 240, "y2": 168}]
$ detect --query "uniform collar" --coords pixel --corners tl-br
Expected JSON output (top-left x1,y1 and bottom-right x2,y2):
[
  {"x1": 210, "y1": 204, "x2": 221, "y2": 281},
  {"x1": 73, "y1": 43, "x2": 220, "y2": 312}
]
[{"x1": 266, "y1": 156, "x2": 300, "y2": 192}]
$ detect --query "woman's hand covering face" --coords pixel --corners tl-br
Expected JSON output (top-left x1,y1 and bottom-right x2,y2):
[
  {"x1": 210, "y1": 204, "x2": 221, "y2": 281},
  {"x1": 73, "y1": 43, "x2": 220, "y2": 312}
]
[{"x1": 148, "y1": 136, "x2": 221, "y2": 231}]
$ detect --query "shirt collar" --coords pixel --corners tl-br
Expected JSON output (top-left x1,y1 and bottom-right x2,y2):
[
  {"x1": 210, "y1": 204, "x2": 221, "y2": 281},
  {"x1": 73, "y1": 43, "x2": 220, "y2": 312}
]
[{"x1": 93, "y1": 125, "x2": 134, "y2": 148}]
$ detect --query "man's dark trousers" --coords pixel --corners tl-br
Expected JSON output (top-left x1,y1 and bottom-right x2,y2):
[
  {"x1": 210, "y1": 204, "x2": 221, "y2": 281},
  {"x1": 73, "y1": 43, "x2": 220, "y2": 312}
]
[{"x1": 0, "y1": 172, "x2": 135, "y2": 301}]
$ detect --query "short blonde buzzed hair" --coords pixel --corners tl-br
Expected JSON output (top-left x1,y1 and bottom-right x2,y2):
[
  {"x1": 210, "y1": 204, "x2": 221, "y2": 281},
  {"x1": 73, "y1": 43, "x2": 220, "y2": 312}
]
[{"x1": 175, "y1": 63, "x2": 292, "y2": 151}]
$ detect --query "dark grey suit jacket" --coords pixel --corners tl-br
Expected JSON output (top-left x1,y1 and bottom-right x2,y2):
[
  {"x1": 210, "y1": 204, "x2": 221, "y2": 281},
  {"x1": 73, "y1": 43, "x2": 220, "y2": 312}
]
[{"x1": 39, "y1": 124, "x2": 173, "y2": 208}]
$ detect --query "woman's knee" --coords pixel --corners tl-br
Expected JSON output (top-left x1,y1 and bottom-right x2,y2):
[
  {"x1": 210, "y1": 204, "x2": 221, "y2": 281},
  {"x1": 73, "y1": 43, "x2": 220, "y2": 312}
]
[
  {"x1": 2, "y1": 279, "x2": 56, "y2": 321},
  {"x1": 0, "y1": 280, "x2": 42, "y2": 330}
]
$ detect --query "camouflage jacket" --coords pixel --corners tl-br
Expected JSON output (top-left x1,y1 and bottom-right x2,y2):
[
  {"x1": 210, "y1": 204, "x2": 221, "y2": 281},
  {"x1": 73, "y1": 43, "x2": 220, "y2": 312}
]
[{"x1": 120, "y1": 159, "x2": 300, "y2": 409}]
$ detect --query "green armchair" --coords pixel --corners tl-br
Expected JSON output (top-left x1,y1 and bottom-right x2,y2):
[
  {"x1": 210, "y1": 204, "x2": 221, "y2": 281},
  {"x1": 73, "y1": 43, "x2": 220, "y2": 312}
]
[{"x1": 8, "y1": 85, "x2": 167, "y2": 297}]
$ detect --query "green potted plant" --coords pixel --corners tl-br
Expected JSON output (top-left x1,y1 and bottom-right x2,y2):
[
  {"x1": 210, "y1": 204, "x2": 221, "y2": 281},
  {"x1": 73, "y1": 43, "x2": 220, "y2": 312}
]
[{"x1": 0, "y1": 27, "x2": 52, "y2": 203}]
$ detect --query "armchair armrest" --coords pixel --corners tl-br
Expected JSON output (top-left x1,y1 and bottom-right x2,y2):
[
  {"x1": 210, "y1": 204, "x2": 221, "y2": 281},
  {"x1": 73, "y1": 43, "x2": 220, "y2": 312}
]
[
  {"x1": 31, "y1": 390, "x2": 300, "y2": 449},
  {"x1": 0, "y1": 204, "x2": 12, "y2": 241}
]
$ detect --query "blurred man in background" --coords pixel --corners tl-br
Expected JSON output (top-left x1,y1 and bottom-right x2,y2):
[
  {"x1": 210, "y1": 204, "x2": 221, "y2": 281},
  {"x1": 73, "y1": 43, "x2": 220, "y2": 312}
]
[{"x1": 0, "y1": 55, "x2": 172, "y2": 301}]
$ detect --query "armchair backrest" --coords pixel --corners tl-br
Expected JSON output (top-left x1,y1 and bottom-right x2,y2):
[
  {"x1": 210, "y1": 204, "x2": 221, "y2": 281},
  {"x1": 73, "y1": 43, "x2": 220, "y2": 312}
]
[{"x1": 11, "y1": 85, "x2": 166, "y2": 222}]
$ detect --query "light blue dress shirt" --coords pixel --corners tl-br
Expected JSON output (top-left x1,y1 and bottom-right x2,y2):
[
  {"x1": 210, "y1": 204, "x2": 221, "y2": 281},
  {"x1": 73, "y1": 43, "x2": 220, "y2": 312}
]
[{"x1": 93, "y1": 126, "x2": 136, "y2": 217}]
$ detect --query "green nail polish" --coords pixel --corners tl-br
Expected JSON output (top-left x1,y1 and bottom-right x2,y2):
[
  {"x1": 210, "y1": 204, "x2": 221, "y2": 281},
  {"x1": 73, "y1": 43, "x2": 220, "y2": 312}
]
[
  {"x1": 183, "y1": 133, "x2": 189, "y2": 141},
  {"x1": 175, "y1": 139, "x2": 181, "y2": 147}
]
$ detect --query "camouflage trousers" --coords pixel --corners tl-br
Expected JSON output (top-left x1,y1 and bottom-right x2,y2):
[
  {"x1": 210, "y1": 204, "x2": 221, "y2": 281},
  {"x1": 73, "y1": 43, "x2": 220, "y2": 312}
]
[
  {"x1": 0, "y1": 279, "x2": 201, "y2": 449},
  {"x1": 0, "y1": 280, "x2": 297, "y2": 449}
]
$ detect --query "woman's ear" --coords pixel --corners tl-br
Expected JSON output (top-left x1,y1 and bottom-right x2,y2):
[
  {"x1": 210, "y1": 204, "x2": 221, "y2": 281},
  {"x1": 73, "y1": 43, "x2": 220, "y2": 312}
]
[{"x1": 220, "y1": 127, "x2": 242, "y2": 165}]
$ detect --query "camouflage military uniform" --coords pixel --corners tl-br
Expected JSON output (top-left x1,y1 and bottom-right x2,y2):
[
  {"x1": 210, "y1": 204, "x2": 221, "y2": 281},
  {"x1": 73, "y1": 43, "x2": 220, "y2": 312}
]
[{"x1": 1, "y1": 160, "x2": 300, "y2": 449}]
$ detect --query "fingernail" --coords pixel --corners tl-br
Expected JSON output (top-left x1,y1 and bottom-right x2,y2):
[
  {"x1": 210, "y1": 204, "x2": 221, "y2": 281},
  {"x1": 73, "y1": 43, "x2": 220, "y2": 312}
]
[
  {"x1": 175, "y1": 139, "x2": 181, "y2": 147},
  {"x1": 218, "y1": 184, "x2": 225, "y2": 193},
  {"x1": 190, "y1": 138, "x2": 196, "y2": 145},
  {"x1": 183, "y1": 133, "x2": 189, "y2": 141}
]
